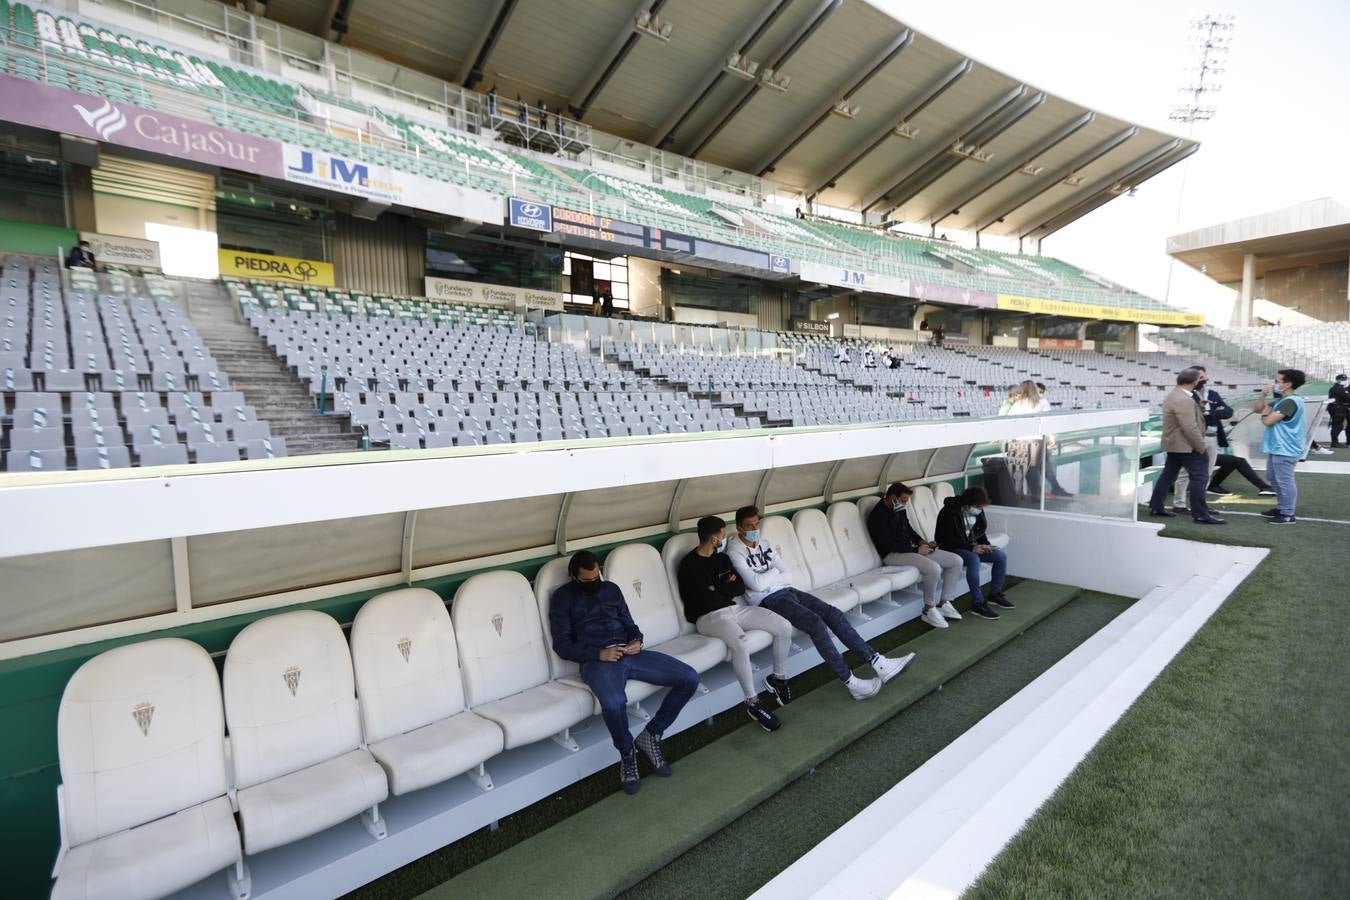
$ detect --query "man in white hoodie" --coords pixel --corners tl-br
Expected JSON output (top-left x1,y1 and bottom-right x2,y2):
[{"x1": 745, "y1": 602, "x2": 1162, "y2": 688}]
[{"x1": 726, "y1": 505, "x2": 915, "y2": 700}]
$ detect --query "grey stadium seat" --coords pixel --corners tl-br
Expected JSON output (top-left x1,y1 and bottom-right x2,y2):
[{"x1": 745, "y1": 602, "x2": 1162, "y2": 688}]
[
  {"x1": 193, "y1": 442, "x2": 241, "y2": 464},
  {"x1": 137, "y1": 443, "x2": 189, "y2": 467},
  {"x1": 75, "y1": 445, "x2": 133, "y2": 470},
  {"x1": 5, "y1": 448, "x2": 68, "y2": 471},
  {"x1": 243, "y1": 436, "x2": 288, "y2": 459},
  {"x1": 9, "y1": 426, "x2": 66, "y2": 452}
]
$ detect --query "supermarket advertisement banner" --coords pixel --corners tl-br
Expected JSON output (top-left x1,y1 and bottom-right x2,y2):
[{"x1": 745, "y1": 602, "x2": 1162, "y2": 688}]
[{"x1": 996, "y1": 294, "x2": 1204, "y2": 326}]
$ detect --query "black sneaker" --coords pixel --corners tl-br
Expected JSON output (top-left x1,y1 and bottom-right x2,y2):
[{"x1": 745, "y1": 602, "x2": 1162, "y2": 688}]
[
  {"x1": 634, "y1": 729, "x2": 672, "y2": 777},
  {"x1": 1260, "y1": 508, "x2": 1281, "y2": 517},
  {"x1": 620, "y1": 752, "x2": 640, "y2": 795},
  {"x1": 988, "y1": 591, "x2": 1016, "y2": 609},
  {"x1": 745, "y1": 701, "x2": 782, "y2": 732},
  {"x1": 1267, "y1": 515, "x2": 1297, "y2": 525},
  {"x1": 1206, "y1": 487, "x2": 1231, "y2": 496},
  {"x1": 764, "y1": 673, "x2": 793, "y2": 707},
  {"x1": 969, "y1": 604, "x2": 1001, "y2": 620}
]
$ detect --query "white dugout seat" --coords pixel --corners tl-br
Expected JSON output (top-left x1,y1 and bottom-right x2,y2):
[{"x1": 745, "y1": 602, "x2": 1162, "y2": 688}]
[
  {"x1": 351, "y1": 588, "x2": 504, "y2": 796},
  {"x1": 660, "y1": 532, "x2": 774, "y2": 657},
  {"x1": 53, "y1": 638, "x2": 249, "y2": 900},
  {"x1": 759, "y1": 515, "x2": 860, "y2": 613},
  {"x1": 224, "y1": 611, "x2": 389, "y2": 855},
  {"x1": 825, "y1": 501, "x2": 923, "y2": 593},
  {"x1": 603, "y1": 543, "x2": 728, "y2": 675},
  {"x1": 792, "y1": 508, "x2": 894, "y2": 606},
  {"x1": 534, "y1": 557, "x2": 662, "y2": 711},
  {"x1": 453, "y1": 571, "x2": 594, "y2": 751}
]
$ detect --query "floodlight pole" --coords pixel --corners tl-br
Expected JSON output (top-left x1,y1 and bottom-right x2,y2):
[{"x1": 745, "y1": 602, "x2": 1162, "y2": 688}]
[{"x1": 1163, "y1": 14, "x2": 1234, "y2": 314}]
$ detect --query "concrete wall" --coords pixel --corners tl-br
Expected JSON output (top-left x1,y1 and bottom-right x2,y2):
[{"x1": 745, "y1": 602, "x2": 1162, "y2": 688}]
[{"x1": 1261, "y1": 259, "x2": 1350, "y2": 322}]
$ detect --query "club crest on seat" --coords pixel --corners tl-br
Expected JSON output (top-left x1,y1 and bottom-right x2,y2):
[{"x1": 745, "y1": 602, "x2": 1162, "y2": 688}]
[
  {"x1": 283, "y1": 665, "x2": 301, "y2": 696},
  {"x1": 132, "y1": 701, "x2": 154, "y2": 736}
]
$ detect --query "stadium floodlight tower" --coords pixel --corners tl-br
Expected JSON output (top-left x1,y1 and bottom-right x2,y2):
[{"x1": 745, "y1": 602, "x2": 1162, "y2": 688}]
[{"x1": 1163, "y1": 12, "x2": 1235, "y2": 309}]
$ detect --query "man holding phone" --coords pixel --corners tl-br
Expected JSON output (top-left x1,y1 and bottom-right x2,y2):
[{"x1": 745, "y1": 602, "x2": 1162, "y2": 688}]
[
  {"x1": 1253, "y1": 369, "x2": 1307, "y2": 524},
  {"x1": 548, "y1": 551, "x2": 700, "y2": 795},
  {"x1": 866, "y1": 482, "x2": 963, "y2": 630}
]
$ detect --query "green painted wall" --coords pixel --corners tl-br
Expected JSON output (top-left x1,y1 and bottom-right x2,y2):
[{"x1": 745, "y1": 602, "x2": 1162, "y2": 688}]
[{"x1": 0, "y1": 219, "x2": 77, "y2": 257}]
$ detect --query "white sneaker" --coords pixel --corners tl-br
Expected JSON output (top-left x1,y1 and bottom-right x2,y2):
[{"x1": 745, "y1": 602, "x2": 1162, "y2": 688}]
[
  {"x1": 1312, "y1": 446, "x2": 1334, "y2": 455},
  {"x1": 939, "y1": 601, "x2": 962, "y2": 620},
  {"x1": 872, "y1": 652, "x2": 915, "y2": 683},
  {"x1": 846, "y1": 674, "x2": 882, "y2": 700},
  {"x1": 921, "y1": 606, "x2": 948, "y2": 629}
]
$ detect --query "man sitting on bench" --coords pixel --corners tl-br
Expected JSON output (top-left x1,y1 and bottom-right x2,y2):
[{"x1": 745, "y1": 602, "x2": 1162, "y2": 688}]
[
  {"x1": 548, "y1": 551, "x2": 700, "y2": 796},
  {"x1": 726, "y1": 506, "x2": 915, "y2": 701},
  {"x1": 678, "y1": 515, "x2": 795, "y2": 732}
]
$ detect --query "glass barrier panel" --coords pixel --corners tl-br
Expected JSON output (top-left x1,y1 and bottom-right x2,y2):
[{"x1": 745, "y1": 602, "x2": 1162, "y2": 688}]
[{"x1": 1041, "y1": 423, "x2": 1141, "y2": 520}]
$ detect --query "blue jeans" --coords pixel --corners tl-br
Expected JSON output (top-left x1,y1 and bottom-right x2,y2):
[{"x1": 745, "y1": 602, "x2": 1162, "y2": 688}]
[
  {"x1": 580, "y1": 650, "x2": 699, "y2": 755},
  {"x1": 951, "y1": 547, "x2": 1007, "y2": 607},
  {"x1": 760, "y1": 588, "x2": 875, "y2": 683},
  {"x1": 1265, "y1": 453, "x2": 1299, "y2": 516}
]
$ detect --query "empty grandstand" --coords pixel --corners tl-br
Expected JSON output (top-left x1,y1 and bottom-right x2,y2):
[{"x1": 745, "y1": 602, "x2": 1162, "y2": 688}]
[{"x1": 1, "y1": 2, "x2": 1346, "y2": 900}]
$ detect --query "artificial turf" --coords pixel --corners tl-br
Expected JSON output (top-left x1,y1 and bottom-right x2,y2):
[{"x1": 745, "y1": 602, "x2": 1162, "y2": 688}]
[
  {"x1": 1207, "y1": 470, "x2": 1350, "y2": 521},
  {"x1": 423, "y1": 581, "x2": 1082, "y2": 900},
  {"x1": 966, "y1": 485, "x2": 1350, "y2": 899},
  {"x1": 348, "y1": 579, "x2": 1133, "y2": 900}
]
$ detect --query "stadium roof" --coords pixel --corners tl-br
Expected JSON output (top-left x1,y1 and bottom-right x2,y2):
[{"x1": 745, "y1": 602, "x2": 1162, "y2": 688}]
[
  {"x1": 249, "y1": 0, "x2": 1197, "y2": 240},
  {"x1": 1167, "y1": 197, "x2": 1350, "y2": 284}
]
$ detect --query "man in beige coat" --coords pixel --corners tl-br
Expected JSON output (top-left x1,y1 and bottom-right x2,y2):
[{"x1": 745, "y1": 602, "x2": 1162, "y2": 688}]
[{"x1": 1147, "y1": 368, "x2": 1226, "y2": 524}]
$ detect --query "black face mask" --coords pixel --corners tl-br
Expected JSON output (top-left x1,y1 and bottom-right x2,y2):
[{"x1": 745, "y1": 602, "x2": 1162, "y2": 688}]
[
  {"x1": 1196, "y1": 380, "x2": 1207, "y2": 393},
  {"x1": 577, "y1": 579, "x2": 601, "y2": 595}
]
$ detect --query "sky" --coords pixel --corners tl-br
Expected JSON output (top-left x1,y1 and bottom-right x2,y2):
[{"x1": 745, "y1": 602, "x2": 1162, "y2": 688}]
[{"x1": 871, "y1": 0, "x2": 1350, "y2": 323}]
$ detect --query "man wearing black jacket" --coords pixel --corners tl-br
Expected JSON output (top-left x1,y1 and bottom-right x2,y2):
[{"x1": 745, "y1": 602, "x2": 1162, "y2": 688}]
[
  {"x1": 677, "y1": 516, "x2": 793, "y2": 732},
  {"x1": 866, "y1": 483, "x2": 964, "y2": 630},
  {"x1": 935, "y1": 487, "x2": 1011, "y2": 621},
  {"x1": 548, "y1": 551, "x2": 700, "y2": 795},
  {"x1": 1174, "y1": 366, "x2": 1232, "y2": 510}
]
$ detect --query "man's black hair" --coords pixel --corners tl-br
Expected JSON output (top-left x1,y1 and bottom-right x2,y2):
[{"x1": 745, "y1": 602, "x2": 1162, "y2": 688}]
[
  {"x1": 734, "y1": 505, "x2": 759, "y2": 526},
  {"x1": 1278, "y1": 368, "x2": 1306, "y2": 390},
  {"x1": 697, "y1": 515, "x2": 726, "y2": 543},
  {"x1": 568, "y1": 550, "x2": 601, "y2": 578},
  {"x1": 884, "y1": 482, "x2": 914, "y2": 498},
  {"x1": 1176, "y1": 367, "x2": 1203, "y2": 386},
  {"x1": 959, "y1": 486, "x2": 990, "y2": 505}
]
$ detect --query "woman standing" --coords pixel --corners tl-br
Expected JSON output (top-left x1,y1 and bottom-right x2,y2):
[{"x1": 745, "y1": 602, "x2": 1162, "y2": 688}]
[{"x1": 999, "y1": 380, "x2": 1047, "y2": 507}]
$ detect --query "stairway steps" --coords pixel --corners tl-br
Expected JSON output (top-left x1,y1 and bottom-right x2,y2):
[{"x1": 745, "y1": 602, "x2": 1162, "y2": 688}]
[{"x1": 169, "y1": 277, "x2": 365, "y2": 457}]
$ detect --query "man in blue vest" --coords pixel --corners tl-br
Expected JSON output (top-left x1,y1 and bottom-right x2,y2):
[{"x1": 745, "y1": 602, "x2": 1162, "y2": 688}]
[{"x1": 1254, "y1": 368, "x2": 1307, "y2": 525}]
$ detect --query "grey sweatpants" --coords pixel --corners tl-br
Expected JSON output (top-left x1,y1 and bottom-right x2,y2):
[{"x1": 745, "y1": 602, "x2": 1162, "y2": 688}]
[
  {"x1": 884, "y1": 549, "x2": 964, "y2": 606},
  {"x1": 696, "y1": 605, "x2": 794, "y2": 701}
]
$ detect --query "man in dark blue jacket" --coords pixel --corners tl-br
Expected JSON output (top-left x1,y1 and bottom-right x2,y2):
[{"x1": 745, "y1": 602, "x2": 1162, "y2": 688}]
[{"x1": 547, "y1": 550, "x2": 699, "y2": 795}]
